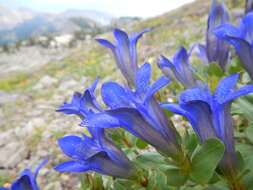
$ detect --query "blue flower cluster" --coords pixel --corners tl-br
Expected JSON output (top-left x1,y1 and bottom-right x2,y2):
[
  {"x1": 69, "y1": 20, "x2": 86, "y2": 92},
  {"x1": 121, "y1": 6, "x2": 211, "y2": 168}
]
[
  {"x1": 55, "y1": 0, "x2": 253, "y2": 179},
  {"x1": 3, "y1": 0, "x2": 253, "y2": 189}
]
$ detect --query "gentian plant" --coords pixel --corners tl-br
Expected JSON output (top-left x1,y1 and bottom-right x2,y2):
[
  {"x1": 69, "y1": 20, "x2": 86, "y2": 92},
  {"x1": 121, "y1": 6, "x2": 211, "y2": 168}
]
[{"x1": 3, "y1": 1, "x2": 253, "y2": 190}]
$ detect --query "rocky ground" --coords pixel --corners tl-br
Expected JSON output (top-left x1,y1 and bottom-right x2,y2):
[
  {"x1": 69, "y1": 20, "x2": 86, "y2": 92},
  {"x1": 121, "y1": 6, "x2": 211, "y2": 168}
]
[{"x1": 0, "y1": 0, "x2": 245, "y2": 189}]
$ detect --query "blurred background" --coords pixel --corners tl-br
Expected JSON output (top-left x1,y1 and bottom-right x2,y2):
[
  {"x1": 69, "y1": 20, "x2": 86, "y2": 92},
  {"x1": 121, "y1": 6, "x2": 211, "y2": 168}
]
[{"x1": 0, "y1": 0, "x2": 246, "y2": 189}]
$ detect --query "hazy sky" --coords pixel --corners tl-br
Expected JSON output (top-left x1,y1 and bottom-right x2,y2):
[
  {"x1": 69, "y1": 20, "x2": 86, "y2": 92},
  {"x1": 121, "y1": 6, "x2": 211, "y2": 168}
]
[{"x1": 0, "y1": 0, "x2": 194, "y2": 17}]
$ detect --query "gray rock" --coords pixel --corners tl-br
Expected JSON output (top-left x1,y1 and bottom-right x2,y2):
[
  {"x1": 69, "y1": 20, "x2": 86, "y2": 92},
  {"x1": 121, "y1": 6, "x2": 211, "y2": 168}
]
[
  {"x1": 58, "y1": 79, "x2": 78, "y2": 91},
  {"x1": 0, "y1": 141, "x2": 29, "y2": 168},
  {"x1": 33, "y1": 76, "x2": 58, "y2": 90},
  {"x1": 0, "y1": 91, "x2": 17, "y2": 106}
]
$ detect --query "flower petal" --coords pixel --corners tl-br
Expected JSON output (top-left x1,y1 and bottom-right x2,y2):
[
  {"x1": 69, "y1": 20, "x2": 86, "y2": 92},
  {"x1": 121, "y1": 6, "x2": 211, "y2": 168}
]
[
  {"x1": 85, "y1": 108, "x2": 174, "y2": 155},
  {"x1": 101, "y1": 82, "x2": 131, "y2": 109},
  {"x1": 144, "y1": 76, "x2": 170, "y2": 103},
  {"x1": 196, "y1": 44, "x2": 209, "y2": 65},
  {"x1": 213, "y1": 24, "x2": 242, "y2": 44},
  {"x1": 58, "y1": 136, "x2": 100, "y2": 160},
  {"x1": 224, "y1": 85, "x2": 253, "y2": 103},
  {"x1": 179, "y1": 86, "x2": 211, "y2": 104},
  {"x1": 135, "y1": 63, "x2": 151, "y2": 95},
  {"x1": 34, "y1": 159, "x2": 48, "y2": 180},
  {"x1": 11, "y1": 175, "x2": 34, "y2": 190},
  {"x1": 215, "y1": 73, "x2": 239, "y2": 103},
  {"x1": 54, "y1": 160, "x2": 90, "y2": 172},
  {"x1": 95, "y1": 39, "x2": 115, "y2": 50}
]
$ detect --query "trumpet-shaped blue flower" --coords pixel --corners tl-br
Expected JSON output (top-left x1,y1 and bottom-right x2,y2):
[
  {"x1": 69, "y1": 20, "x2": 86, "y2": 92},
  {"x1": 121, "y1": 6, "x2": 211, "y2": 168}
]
[
  {"x1": 213, "y1": 12, "x2": 253, "y2": 79},
  {"x1": 157, "y1": 46, "x2": 199, "y2": 88},
  {"x1": 84, "y1": 63, "x2": 182, "y2": 158},
  {"x1": 57, "y1": 78, "x2": 103, "y2": 120},
  {"x1": 161, "y1": 74, "x2": 253, "y2": 173},
  {"x1": 54, "y1": 128, "x2": 134, "y2": 178},
  {"x1": 56, "y1": 80, "x2": 134, "y2": 178},
  {"x1": 197, "y1": 0, "x2": 230, "y2": 70},
  {"x1": 96, "y1": 28, "x2": 150, "y2": 86},
  {"x1": 0, "y1": 159, "x2": 48, "y2": 190}
]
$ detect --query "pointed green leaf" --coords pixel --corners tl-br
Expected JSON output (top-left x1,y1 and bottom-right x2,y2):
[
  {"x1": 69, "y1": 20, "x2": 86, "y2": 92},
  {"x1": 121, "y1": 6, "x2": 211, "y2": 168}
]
[{"x1": 190, "y1": 138, "x2": 225, "y2": 184}]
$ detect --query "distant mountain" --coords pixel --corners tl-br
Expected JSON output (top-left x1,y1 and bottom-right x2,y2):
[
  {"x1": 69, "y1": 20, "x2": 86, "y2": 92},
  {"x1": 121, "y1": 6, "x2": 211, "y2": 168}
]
[
  {"x1": 0, "y1": 5, "x2": 115, "y2": 45},
  {"x1": 62, "y1": 9, "x2": 113, "y2": 25}
]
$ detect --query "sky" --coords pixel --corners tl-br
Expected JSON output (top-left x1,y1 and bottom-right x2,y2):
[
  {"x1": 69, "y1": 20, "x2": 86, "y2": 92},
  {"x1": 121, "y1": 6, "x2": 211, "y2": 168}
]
[{"x1": 0, "y1": 0, "x2": 195, "y2": 18}]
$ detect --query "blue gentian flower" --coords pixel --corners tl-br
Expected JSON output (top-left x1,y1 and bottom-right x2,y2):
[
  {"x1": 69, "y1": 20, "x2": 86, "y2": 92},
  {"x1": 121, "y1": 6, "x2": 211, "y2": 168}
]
[
  {"x1": 84, "y1": 63, "x2": 182, "y2": 159},
  {"x1": 54, "y1": 128, "x2": 134, "y2": 178},
  {"x1": 213, "y1": 12, "x2": 253, "y2": 80},
  {"x1": 96, "y1": 28, "x2": 150, "y2": 86},
  {"x1": 57, "y1": 78, "x2": 103, "y2": 120},
  {"x1": 161, "y1": 74, "x2": 253, "y2": 173},
  {"x1": 157, "y1": 46, "x2": 199, "y2": 88},
  {"x1": 56, "y1": 80, "x2": 134, "y2": 178},
  {"x1": 0, "y1": 159, "x2": 48, "y2": 190},
  {"x1": 197, "y1": 0, "x2": 230, "y2": 70}
]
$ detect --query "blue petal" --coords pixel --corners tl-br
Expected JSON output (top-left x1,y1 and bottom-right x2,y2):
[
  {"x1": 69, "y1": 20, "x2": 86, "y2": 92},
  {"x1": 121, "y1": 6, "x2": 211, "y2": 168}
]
[
  {"x1": 0, "y1": 188, "x2": 9, "y2": 190},
  {"x1": 157, "y1": 55, "x2": 174, "y2": 69},
  {"x1": 130, "y1": 29, "x2": 150, "y2": 44},
  {"x1": 196, "y1": 44, "x2": 209, "y2": 65},
  {"x1": 58, "y1": 136, "x2": 100, "y2": 160},
  {"x1": 173, "y1": 46, "x2": 189, "y2": 72},
  {"x1": 224, "y1": 85, "x2": 253, "y2": 103},
  {"x1": 11, "y1": 175, "x2": 34, "y2": 190},
  {"x1": 91, "y1": 152, "x2": 134, "y2": 178},
  {"x1": 54, "y1": 160, "x2": 90, "y2": 172},
  {"x1": 95, "y1": 39, "x2": 115, "y2": 50},
  {"x1": 135, "y1": 63, "x2": 151, "y2": 95},
  {"x1": 144, "y1": 76, "x2": 170, "y2": 104},
  {"x1": 82, "y1": 90, "x2": 103, "y2": 113},
  {"x1": 172, "y1": 46, "x2": 197, "y2": 88},
  {"x1": 215, "y1": 74, "x2": 239, "y2": 103},
  {"x1": 101, "y1": 82, "x2": 131, "y2": 109},
  {"x1": 213, "y1": 24, "x2": 243, "y2": 45},
  {"x1": 34, "y1": 159, "x2": 48, "y2": 180},
  {"x1": 224, "y1": 36, "x2": 253, "y2": 80},
  {"x1": 207, "y1": 0, "x2": 229, "y2": 64},
  {"x1": 130, "y1": 29, "x2": 150, "y2": 68},
  {"x1": 241, "y1": 12, "x2": 253, "y2": 43},
  {"x1": 114, "y1": 28, "x2": 138, "y2": 84},
  {"x1": 161, "y1": 102, "x2": 216, "y2": 141},
  {"x1": 90, "y1": 78, "x2": 100, "y2": 93},
  {"x1": 157, "y1": 55, "x2": 176, "y2": 81},
  {"x1": 179, "y1": 86, "x2": 211, "y2": 104},
  {"x1": 57, "y1": 92, "x2": 86, "y2": 118},
  {"x1": 85, "y1": 108, "x2": 174, "y2": 155}
]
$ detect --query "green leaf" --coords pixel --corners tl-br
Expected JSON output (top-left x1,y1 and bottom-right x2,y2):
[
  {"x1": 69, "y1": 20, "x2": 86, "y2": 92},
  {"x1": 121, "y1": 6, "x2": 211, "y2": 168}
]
[
  {"x1": 165, "y1": 168, "x2": 188, "y2": 186},
  {"x1": 232, "y1": 96, "x2": 253, "y2": 121},
  {"x1": 184, "y1": 130, "x2": 199, "y2": 156},
  {"x1": 246, "y1": 124, "x2": 253, "y2": 144},
  {"x1": 235, "y1": 151, "x2": 245, "y2": 172},
  {"x1": 190, "y1": 138, "x2": 225, "y2": 184},
  {"x1": 136, "y1": 139, "x2": 148, "y2": 149},
  {"x1": 206, "y1": 63, "x2": 223, "y2": 77},
  {"x1": 155, "y1": 170, "x2": 167, "y2": 189},
  {"x1": 236, "y1": 143, "x2": 253, "y2": 171},
  {"x1": 134, "y1": 152, "x2": 171, "y2": 171}
]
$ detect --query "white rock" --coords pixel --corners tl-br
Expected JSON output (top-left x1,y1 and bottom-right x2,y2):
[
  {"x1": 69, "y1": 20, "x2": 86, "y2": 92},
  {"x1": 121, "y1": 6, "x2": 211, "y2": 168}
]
[
  {"x1": 33, "y1": 76, "x2": 58, "y2": 90},
  {"x1": 0, "y1": 141, "x2": 29, "y2": 168},
  {"x1": 58, "y1": 79, "x2": 78, "y2": 91}
]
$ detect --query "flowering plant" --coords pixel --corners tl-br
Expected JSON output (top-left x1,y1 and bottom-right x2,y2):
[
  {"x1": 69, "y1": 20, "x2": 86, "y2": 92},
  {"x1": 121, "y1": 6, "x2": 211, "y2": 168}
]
[{"x1": 2, "y1": 0, "x2": 253, "y2": 190}]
